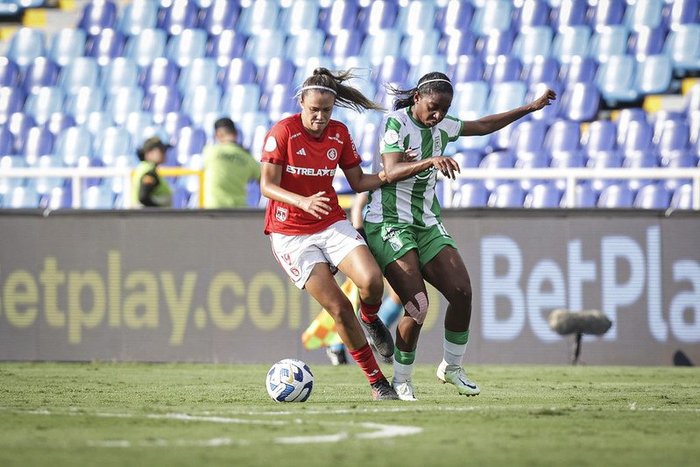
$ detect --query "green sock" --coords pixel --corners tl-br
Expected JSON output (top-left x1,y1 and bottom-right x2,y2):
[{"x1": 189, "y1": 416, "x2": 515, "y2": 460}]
[
  {"x1": 394, "y1": 348, "x2": 416, "y2": 365},
  {"x1": 445, "y1": 329, "x2": 469, "y2": 345}
]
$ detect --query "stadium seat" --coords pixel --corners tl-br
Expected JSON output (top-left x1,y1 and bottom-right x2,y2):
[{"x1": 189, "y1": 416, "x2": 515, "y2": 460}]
[
  {"x1": 207, "y1": 30, "x2": 248, "y2": 67},
  {"x1": 619, "y1": 119, "x2": 653, "y2": 153},
  {"x1": 560, "y1": 82, "x2": 600, "y2": 121},
  {"x1": 453, "y1": 81, "x2": 489, "y2": 119},
  {"x1": 514, "y1": 0, "x2": 551, "y2": 29},
  {"x1": 628, "y1": 26, "x2": 667, "y2": 59},
  {"x1": 124, "y1": 28, "x2": 167, "y2": 67},
  {"x1": 582, "y1": 120, "x2": 617, "y2": 154},
  {"x1": 656, "y1": 120, "x2": 690, "y2": 160},
  {"x1": 178, "y1": 58, "x2": 218, "y2": 94},
  {"x1": 396, "y1": 0, "x2": 436, "y2": 34},
  {"x1": 512, "y1": 26, "x2": 553, "y2": 65},
  {"x1": 286, "y1": 29, "x2": 325, "y2": 68},
  {"x1": 7, "y1": 28, "x2": 46, "y2": 68},
  {"x1": 94, "y1": 126, "x2": 133, "y2": 166},
  {"x1": 260, "y1": 58, "x2": 297, "y2": 93},
  {"x1": 158, "y1": 0, "x2": 199, "y2": 36},
  {"x1": 24, "y1": 86, "x2": 65, "y2": 125},
  {"x1": 101, "y1": 57, "x2": 139, "y2": 92},
  {"x1": 545, "y1": 119, "x2": 580, "y2": 153},
  {"x1": 560, "y1": 56, "x2": 597, "y2": 84},
  {"x1": 161, "y1": 112, "x2": 192, "y2": 144},
  {"x1": 483, "y1": 55, "x2": 523, "y2": 85},
  {"x1": 237, "y1": 111, "x2": 270, "y2": 152},
  {"x1": 523, "y1": 56, "x2": 559, "y2": 85},
  {"x1": 22, "y1": 57, "x2": 60, "y2": 93},
  {"x1": 439, "y1": 30, "x2": 477, "y2": 66},
  {"x1": 218, "y1": 58, "x2": 257, "y2": 89},
  {"x1": 82, "y1": 184, "x2": 115, "y2": 209},
  {"x1": 65, "y1": 86, "x2": 105, "y2": 124},
  {"x1": 634, "y1": 182, "x2": 670, "y2": 209},
  {"x1": 487, "y1": 81, "x2": 527, "y2": 114},
  {"x1": 85, "y1": 28, "x2": 126, "y2": 66},
  {"x1": 670, "y1": 183, "x2": 693, "y2": 210},
  {"x1": 510, "y1": 120, "x2": 548, "y2": 154},
  {"x1": 6, "y1": 112, "x2": 34, "y2": 153},
  {"x1": 200, "y1": 0, "x2": 239, "y2": 36},
  {"x1": 182, "y1": 85, "x2": 222, "y2": 127},
  {"x1": 42, "y1": 112, "x2": 75, "y2": 139},
  {"x1": 449, "y1": 55, "x2": 483, "y2": 84},
  {"x1": 166, "y1": 28, "x2": 207, "y2": 68},
  {"x1": 454, "y1": 181, "x2": 488, "y2": 208},
  {"x1": 437, "y1": 0, "x2": 474, "y2": 35},
  {"x1": 408, "y1": 55, "x2": 448, "y2": 84},
  {"x1": 595, "y1": 54, "x2": 639, "y2": 104},
  {"x1": 623, "y1": 149, "x2": 658, "y2": 190},
  {"x1": 524, "y1": 182, "x2": 562, "y2": 208},
  {"x1": 374, "y1": 56, "x2": 410, "y2": 86},
  {"x1": 589, "y1": 0, "x2": 626, "y2": 30},
  {"x1": 401, "y1": 30, "x2": 441, "y2": 67},
  {"x1": 663, "y1": 24, "x2": 700, "y2": 73},
  {"x1": 54, "y1": 126, "x2": 93, "y2": 166},
  {"x1": 22, "y1": 126, "x2": 54, "y2": 166},
  {"x1": 551, "y1": 26, "x2": 592, "y2": 64},
  {"x1": 476, "y1": 29, "x2": 516, "y2": 65},
  {"x1": 319, "y1": 0, "x2": 358, "y2": 36},
  {"x1": 614, "y1": 107, "x2": 647, "y2": 146},
  {"x1": 551, "y1": 0, "x2": 588, "y2": 30},
  {"x1": 361, "y1": 29, "x2": 401, "y2": 67},
  {"x1": 635, "y1": 54, "x2": 672, "y2": 95},
  {"x1": 598, "y1": 183, "x2": 634, "y2": 207},
  {"x1": 105, "y1": 86, "x2": 144, "y2": 125},
  {"x1": 488, "y1": 182, "x2": 525, "y2": 208},
  {"x1": 170, "y1": 126, "x2": 207, "y2": 166},
  {"x1": 281, "y1": 0, "x2": 319, "y2": 34},
  {"x1": 3, "y1": 185, "x2": 39, "y2": 208},
  {"x1": 0, "y1": 127, "x2": 15, "y2": 156},
  {"x1": 263, "y1": 84, "x2": 297, "y2": 122},
  {"x1": 624, "y1": 0, "x2": 663, "y2": 31},
  {"x1": 358, "y1": 1, "x2": 398, "y2": 35},
  {"x1": 238, "y1": 0, "x2": 280, "y2": 35},
  {"x1": 589, "y1": 25, "x2": 630, "y2": 63},
  {"x1": 570, "y1": 181, "x2": 597, "y2": 207},
  {"x1": 325, "y1": 29, "x2": 363, "y2": 66},
  {"x1": 141, "y1": 58, "x2": 180, "y2": 91},
  {"x1": 145, "y1": 85, "x2": 182, "y2": 124},
  {"x1": 123, "y1": 111, "x2": 155, "y2": 145},
  {"x1": 0, "y1": 155, "x2": 25, "y2": 199},
  {"x1": 480, "y1": 150, "x2": 515, "y2": 191},
  {"x1": 58, "y1": 57, "x2": 99, "y2": 94},
  {"x1": 665, "y1": 0, "x2": 700, "y2": 30},
  {"x1": 221, "y1": 84, "x2": 262, "y2": 120},
  {"x1": 471, "y1": 0, "x2": 513, "y2": 36},
  {"x1": 551, "y1": 149, "x2": 585, "y2": 191},
  {"x1": 117, "y1": 0, "x2": 158, "y2": 36},
  {"x1": 0, "y1": 87, "x2": 26, "y2": 124},
  {"x1": 687, "y1": 109, "x2": 700, "y2": 146},
  {"x1": 587, "y1": 149, "x2": 623, "y2": 192},
  {"x1": 245, "y1": 29, "x2": 285, "y2": 68},
  {"x1": 78, "y1": 0, "x2": 117, "y2": 35},
  {"x1": 527, "y1": 81, "x2": 561, "y2": 123},
  {"x1": 0, "y1": 57, "x2": 19, "y2": 87},
  {"x1": 48, "y1": 28, "x2": 87, "y2": 67}
]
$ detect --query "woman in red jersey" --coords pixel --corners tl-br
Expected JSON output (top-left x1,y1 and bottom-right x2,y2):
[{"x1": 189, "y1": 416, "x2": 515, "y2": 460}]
[{"x1": 260, "y1": 68, "x2": 399, "y2": 401}]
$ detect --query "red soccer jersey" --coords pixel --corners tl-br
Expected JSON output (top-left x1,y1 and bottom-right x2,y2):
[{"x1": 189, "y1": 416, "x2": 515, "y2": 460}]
[{"x1": 261, "y1": 114, "x2": 361, "y2": 235}]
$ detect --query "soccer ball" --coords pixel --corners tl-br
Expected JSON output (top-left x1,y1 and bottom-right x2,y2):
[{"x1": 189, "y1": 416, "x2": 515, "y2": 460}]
[{"x1": 265, "y1": 358, "x2": 314, "y2": 402}]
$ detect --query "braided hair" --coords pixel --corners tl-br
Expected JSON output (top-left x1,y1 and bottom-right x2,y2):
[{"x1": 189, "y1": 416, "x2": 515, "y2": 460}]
[
  {"x1": 298, "y1": 67, "x2": 384, "y2": 112},
  {"x1": 386, "y1": 72, "x2": 454, "y2": 111}
]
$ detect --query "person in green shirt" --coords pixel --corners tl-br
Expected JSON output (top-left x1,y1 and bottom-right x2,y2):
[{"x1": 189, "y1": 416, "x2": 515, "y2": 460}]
[
  {"x1": 202, "y1": 118, "x2": 261, "y2": 208},
  {"x1": 131, "y1": 136, "x2": 172, "y2": 208}
]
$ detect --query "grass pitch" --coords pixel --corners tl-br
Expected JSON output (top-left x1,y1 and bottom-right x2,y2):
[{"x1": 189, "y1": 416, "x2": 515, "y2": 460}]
[{"x1": 0, "y1": 363, "x2": 698, "y2": 467}]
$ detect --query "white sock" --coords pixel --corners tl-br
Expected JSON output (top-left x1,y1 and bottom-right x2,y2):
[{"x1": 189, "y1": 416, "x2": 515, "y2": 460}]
[
  {"x1": 443, "y1": 338, "x2": 467, "y2": 367},
  {"x1": 392, "y1": 360, "x2": 414, "y2": 383}
]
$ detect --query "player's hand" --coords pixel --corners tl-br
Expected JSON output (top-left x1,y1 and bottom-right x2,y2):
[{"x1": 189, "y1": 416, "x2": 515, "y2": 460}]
[
  {"x1": 530, "y1": 88, "x2": 557, "y2": 111},
  {"x1": 431, "y1": 156, "x2": 461, "y2": 180},
  {"x1": 400, "y1": 147, "x2": 420, "y2": 162},
  {"x1": 299, "y1": 191, "x2": 331, "y2": 219}
]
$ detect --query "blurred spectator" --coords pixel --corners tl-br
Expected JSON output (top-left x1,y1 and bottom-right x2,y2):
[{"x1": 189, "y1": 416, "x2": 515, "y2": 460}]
[{"x1": 132, "y1": 136, "x2": 172, "y2": 208}]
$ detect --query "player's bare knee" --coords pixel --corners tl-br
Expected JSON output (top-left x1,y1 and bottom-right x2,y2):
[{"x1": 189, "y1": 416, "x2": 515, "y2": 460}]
[
  {"x1": 447, "y1": 283, "x2": 472, "y2": 309},
  {"x1": 356, "y1": 273, "x2": 384, "y2": 302},
  {"x1": 404, "y1": 291, "x2": 429, "y2": 325}
]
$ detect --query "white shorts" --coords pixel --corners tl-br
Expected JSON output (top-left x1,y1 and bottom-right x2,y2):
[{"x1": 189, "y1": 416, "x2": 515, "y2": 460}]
[{"x1": 270, "y1": 219, "x2": 366, "y2": 289}]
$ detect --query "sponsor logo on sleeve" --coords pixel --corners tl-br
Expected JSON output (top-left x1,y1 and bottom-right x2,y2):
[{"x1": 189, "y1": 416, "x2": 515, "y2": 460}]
[{"x1": 264, "y1": 136, "x2": 277, "y2": 152}]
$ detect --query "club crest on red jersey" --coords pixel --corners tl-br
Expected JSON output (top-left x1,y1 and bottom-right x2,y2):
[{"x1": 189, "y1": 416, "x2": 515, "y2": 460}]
[
  {"x1": 326, "y1": 148, "x2": 338, "y2": 160},
  {"x1": 275, "y1": 206, "x2": 288, "y2": 222}
]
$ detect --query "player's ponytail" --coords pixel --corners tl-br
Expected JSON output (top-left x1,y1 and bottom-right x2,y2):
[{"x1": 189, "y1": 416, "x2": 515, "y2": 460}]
[
  {"x1": 386, "y1": 72, "x2": 454, "y2": 111},
  {"x1": 298, "y1": 68, "x2": 384, "y2": 112}
]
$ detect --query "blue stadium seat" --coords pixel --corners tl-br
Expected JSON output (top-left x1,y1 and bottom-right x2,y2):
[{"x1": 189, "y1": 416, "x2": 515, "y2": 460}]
[
  {"x1": 515, "y1": 148, "x2": 549, "y2": 190},
  {"x1": 238, "y1": 111, "x2": 270, "y2": 150},
  {"x1": 178, "y1": 58, "x2": 218, "y2": 93},
  {"x1": 551, "y1": 149, "x2": 585, "y2": 190},
  {"x1": 527, "y1": 82, "x2": 561, "y2": 123},
  {"x1": 0, "y1": 57, "x2": 20, "y2": 87},
  {"x1": 587, "y1": 149, "x2": 623, "y2": 192},
  {"x1": 218, "y1": 58, "x2": 257, "y2": 88},
  {"x1": 200, "y1": 0, "x2": 239, "y2": 36},
  {"x1": 624, "y1": 0, "x2": 663, "y2": 31},
  {"x1": 663, "y1": 24, "x2": 700, "y2": 74},
  {"x1": 24, "y1": 86, "x2": 65, "y2": 125},
  {"x1": 635, "y1": 54, "x2": 672, "y2": 95},
  {"x1": 551, "y1": 0, "x2": 588, "y2": 30},
  {"x1": 123, "y1": 111, "x2": 155, "y2": 145},
  {"x1": 0, "y1": 155, "x2": 25, "y2": 199},
  {"x1": 85, "y1": 28, "x2": 126, "y2": 66},
  {"x1": 560, "y1": 55, "x2": 597, "y2": 84},
  {"x1": 629, "y1": 26, "x2": 667, "y2": 58},
  {"x1": 23, "y1": 57, "x2": 59, "y2": 93},
  {"x1": 0, "y1": 127, "x2": 15, "y2": 156},
  {"x1": 7, "y1": 28, "x2": 46, "y2": 68},
  {"x1": 589, "y1": 25, "x2": 630, "y2": 63},
  {"x1": 105, "y1": 86, "x2": 144, "y2": 125},
  {"x1": 687, "y1": 109, "x2": 700, "y2": 147},
  {"x1": 94, "y1": 126, "x2": 133, "y2": 166},
  {"x1": 33, "y1": 155, "x2": 65, "y2": 196},
  {"x1": 656, "y1": 119, "x2": 690, "y2": 158},
  {"x1": 166, "y1": 28, "x2": 207, "y2": 68},
  {"x1": 78, "y1": 0, "x2": 117, "y2": 35},
  {"x1": 685, "y1": 83, "x2": 700, "y2": 114},
  {"x1": 3, "y1": 184, "x2": 39, "y2": 208},
  {"x1": 238, "y1": 0, "x2": 280, "y2": 35},
  {"x1": 0, "y1": 86, "x2": 25, "y2": 124},
  {"x1": 6, "y1": 111, "x2": 34, "y2": 153},
  {"x1": 477, "y1": 29, "x2": 516, "y2": 65},
  {"x1": 524, "y1": 182, "x2": 562, "y2": 208},
  {"x1": 260, "y1": 58, "x2": 297, "y2": 93},
  {"x1": 325, "y1": 29, "x2": 363, "y2": 66},
  {"x1": 401, "y1": 30, "x2": 441, "y2": 67},
  {"x1": 245, "y1": 29, "x2": 285, "y2": 68},
  {"x1": 452, "y1": 150, "x2": 483, "y2": 169},
  {"x1": 358, "y1": 1, "x2": 398, "y2": 35},
  {"x1": 158, "y1": 0, "x2": 199, "y2": 36},
  {"x1": 285, "y1": 29, "x2": 325, "y2": 68},
  {"x1": 54, "y1": 126, "x2": 93, "y2": 166},
  {"x1": 117, "y1": 0, "x2": 158, "y2": 36},
  {"x1": 172, "y1": 126, "x2": 207, "y2": 166},
  {"x1": 552, "y1": 25, "x2": 592, "y2": 64},
  {"x1": 361, "y1": 29, "x2": 401, "y2": 67},
  {"x1": 487, "y1": 81, "x2": 527, "y2": 114},
  {"x1": 623, "y1": 149, "x2": 658, "y2": 190},
  {"x1": 319, "y1": 0, "x2": 358, "y2": 36},
  {"x1": 619, "y1": 119, "x2": 653, "y2": 153},
  {"x1": 101, "y1": 57, "x2": 139, "y2": 92},
  {"x1": 589, "y1": 0, "x2": 626, "y2": 30},
  {"x1": 545, "y1": 119, "x2": 580, "y2": 153},
  {"x1": 670, "y1": 183, "x2": 693, "y2": 210},
  {"x1": 582, "y1": 120, "x2": 617, "y2": 154},
  {"x1": 281, "y1": 0, "x2": 319, "y2": 34},
  {"x1": 510, "y1": 120, "x2": 548, "y2": 153},
  {"x1": 397, "y1": 0, "x2": 437, "y2": 34},
  {"x1": 141, "y1": 58, "x2": 180, "y2": 91},
  {"x1": 483, "y1": 55, "x2": 522, "y2": 85},
  {"x1": 263, "y1": 84, "x2": 297, "y2": 122},
  {"x1": 449, "y1": 55, "x2": 483, "y2": 84},
  {"x1": 124, "y1": 28, "x2": 167, "y2": 67},
  {"x1": 48, "y1": 28, "x2": 87, "y2": 67},
  {"x1": 453, "y1": 81, "x2": 489, "y2": 119},
  {"x1": 21, "y1": 126, "x2": 54, "y2": 166},
  {"x1": 514, "y1": 0, "x2": 551, "y2": 29},
  {"x1": 42, "y1": 111, "x2": 75, "y2": 138},
  {"x1": 634, "y1": 182, "x2": 670, "y2": 209},
  {"x1": 595, "y1": 54, "x2": 639, "y2": 104},
  {"x1": 65, "y1": 86, "x2": 105, "y2": 124},
  {"x1": 560, "y1": 82, "x2": 600, "y2": 121},
  {"x1": 454, "y1": 181, "x2": 488, "y2": 208},
  {"x1": 480, "y1": 150, "x2": 515, "y2": 191},
  {"x1": 523, "y1": 56, "x2": 558, "y2": 85},
  {"x1": 162, "y1": 112, "x2": 192, "y2": 144},
  {"x1": 374, "y1": 56, "x2": 410, "y2": 86},
  {"x1": 437, "y1": 0, "x2": 474, "y2": 35},
  {"x1": 598, "y1": 183, "x2": 634, "y2": 207},
  {"x1": 59, "y1": 57, "x2": 99, "y2": 95},
  {"x1": 182, "y1": 85, "x2": 222, "y2": 127},
  {"x1": 489, "y1": 182, "x2": 525, "y2": 208},
  {"x1": 221, "y1": 84, "x2": 261, "y2": 120},
  {"x1": 571, "y1": 181, "x2": 598, "y2": 207},
  {"x1": 82, "y1": 184, "x2": 115, "y2": 209},
  {"x1": 439, "y1": 30, "x2": 476, "y2": 66},
  {"x1": 614, "y1": 107, "x2": 647, "y2": 146},
  {"x1": 145, "y1": 85, "x2": 182, "y2": 124},
  {"x1": 407, "y1": 55, "x2": 448, "y2": 84},
  {"x1": 207, "y1": 30, "x2": 248, "y2": 67},
  {"x1": 512, "y1": 26, "x2": 553, "y2": 65},
  {"x1": 471, "y1": 0, "x2": 513, "y2": 36},
  {"x1": 665, "y1": 0, "x2": 699, "y2": 30}
]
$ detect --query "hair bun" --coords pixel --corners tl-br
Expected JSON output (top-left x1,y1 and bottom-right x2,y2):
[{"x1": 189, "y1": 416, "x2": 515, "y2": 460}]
[{"x1": 313, "y1": 67, "x2": 330, "y2": 76}]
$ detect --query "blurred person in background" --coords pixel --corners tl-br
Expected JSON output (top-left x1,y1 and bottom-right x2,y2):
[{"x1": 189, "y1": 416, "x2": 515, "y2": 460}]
[{"x1": 132, "y1": 136, "x2": 172, "y2": 208}]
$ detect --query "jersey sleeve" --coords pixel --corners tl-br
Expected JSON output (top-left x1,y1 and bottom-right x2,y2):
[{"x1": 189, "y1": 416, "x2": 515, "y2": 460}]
[
  {"x1": 339, "y1": 124, "x2": 362, "y2": 170},
  {"x1": 380, "y1": 115, "x2": 406, "y2": 154},
  {"x1": 260, "y1": 123, "x2": 288, "y2": 165},
  {"x1": 440, "y1": 115, "x2": 463, "y2": 142}
]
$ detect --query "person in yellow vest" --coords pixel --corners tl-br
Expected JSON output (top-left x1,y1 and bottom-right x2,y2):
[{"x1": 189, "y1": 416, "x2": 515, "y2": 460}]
[
  {"x1": 131, "y1": 136, "x2": 172, "y2": 208},
  {"x1": 203, "y1": 117, "x2": 261, "y2": 208}
]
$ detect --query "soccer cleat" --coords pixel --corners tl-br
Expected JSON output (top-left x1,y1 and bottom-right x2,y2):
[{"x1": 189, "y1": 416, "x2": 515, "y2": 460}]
[
  {"x1": 325, "y1": 347, "x2": 348, "y2": 366},
  {"x1": 360, "y1": 318, "x2": 394, "y2": 358},
  {"x1": 370, "y1": 378, "x2": 400, "y2": 401},
  {"x1": 369, "y1": 341, "x2": 393, "y2": 364},
  {"x1": 391, "y1": 379, "x2": 417, "y2": 401},
  {"x1": 436, "y1": 361, "x2": 480, "y2": 396}
]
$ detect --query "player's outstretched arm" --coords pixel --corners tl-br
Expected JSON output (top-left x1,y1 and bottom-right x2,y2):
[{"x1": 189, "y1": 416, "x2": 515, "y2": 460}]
[
  {"x1": 460, "y1": 88, "x2": 557, "y2": 137},
  {"x1": 260, "y1": 161, "x2": 331, "y2": 219},
  {"x1": 343, "y1": 165, "x2": 388, "y2": 193},
  {"x1": 382, "y1": 151, "x2": 460, "y2": 182}
]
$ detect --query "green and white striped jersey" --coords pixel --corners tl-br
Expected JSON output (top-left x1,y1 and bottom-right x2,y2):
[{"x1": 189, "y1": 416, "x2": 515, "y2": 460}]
[{"x1": 365, "y1": 106, "x2": 463, "y2": 226}]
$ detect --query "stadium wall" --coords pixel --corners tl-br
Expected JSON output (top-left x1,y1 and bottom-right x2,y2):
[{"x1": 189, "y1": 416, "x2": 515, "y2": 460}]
[{"x1": 1, "y1": 209, "x2": 698, "y2": 366}]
